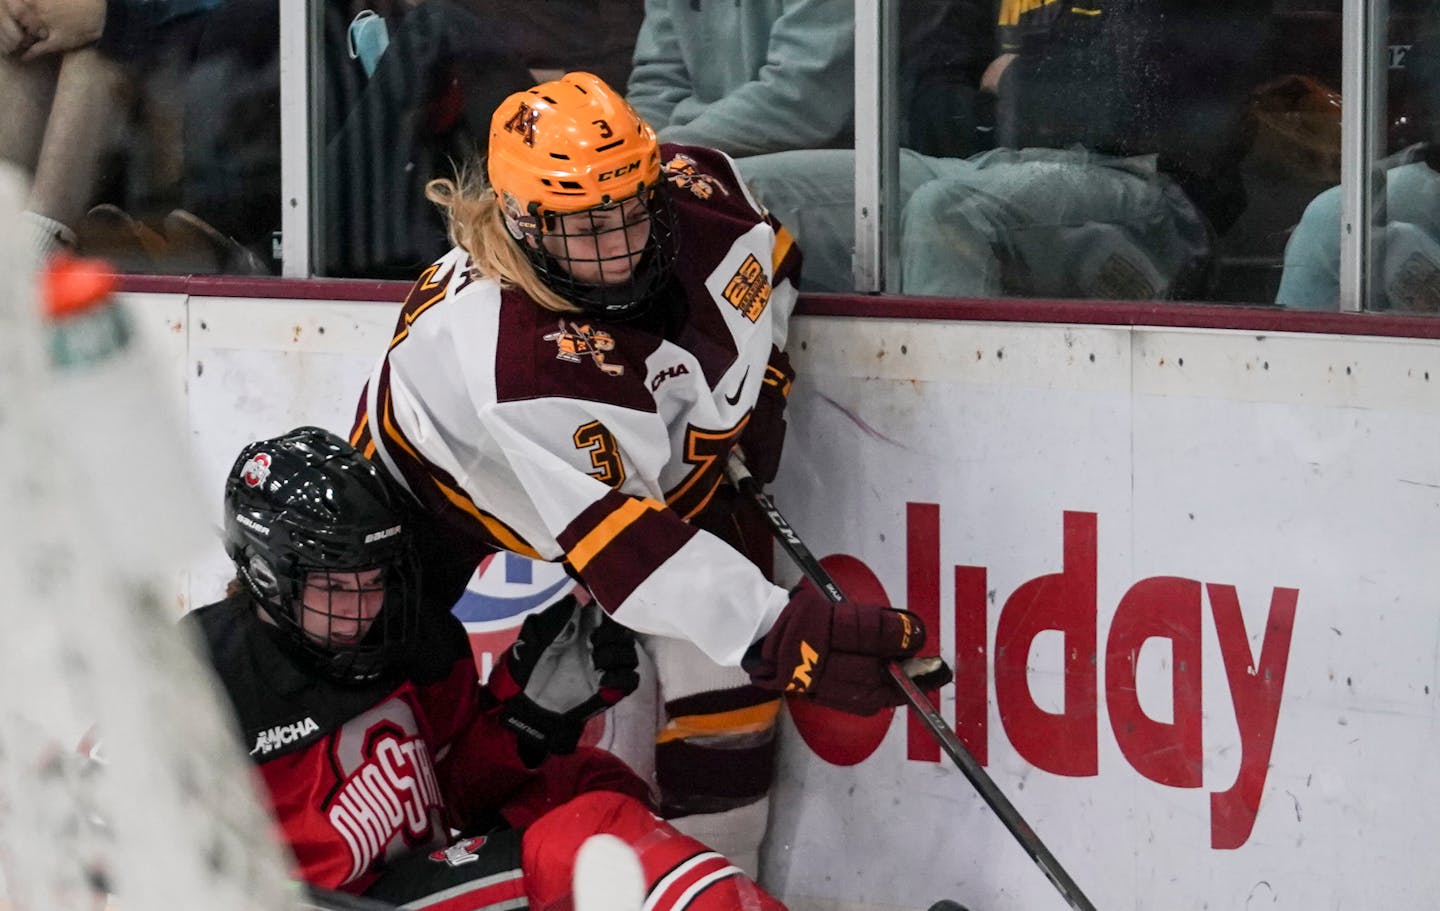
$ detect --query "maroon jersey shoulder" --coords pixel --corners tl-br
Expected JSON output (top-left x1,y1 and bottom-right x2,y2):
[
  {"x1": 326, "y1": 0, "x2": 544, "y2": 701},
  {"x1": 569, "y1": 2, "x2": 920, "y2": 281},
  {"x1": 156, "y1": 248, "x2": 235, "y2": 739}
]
[{"x1": 659, "y1": 142, "x2": 767, "y2": 230}]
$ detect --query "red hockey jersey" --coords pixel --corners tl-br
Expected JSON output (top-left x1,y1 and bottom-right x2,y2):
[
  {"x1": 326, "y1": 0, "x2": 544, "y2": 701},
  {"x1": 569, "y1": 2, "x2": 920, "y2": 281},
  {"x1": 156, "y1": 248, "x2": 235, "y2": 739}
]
[{"x1": 183, "y1": 594, "x2": 647, "y2": 893}]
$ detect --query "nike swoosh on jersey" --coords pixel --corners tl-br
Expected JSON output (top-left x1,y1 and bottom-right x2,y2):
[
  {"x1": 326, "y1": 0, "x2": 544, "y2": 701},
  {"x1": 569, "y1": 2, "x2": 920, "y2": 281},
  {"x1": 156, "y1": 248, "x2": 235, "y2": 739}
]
[{"x1": 724, "y1": 367, "x2": 750, "y2": 406}]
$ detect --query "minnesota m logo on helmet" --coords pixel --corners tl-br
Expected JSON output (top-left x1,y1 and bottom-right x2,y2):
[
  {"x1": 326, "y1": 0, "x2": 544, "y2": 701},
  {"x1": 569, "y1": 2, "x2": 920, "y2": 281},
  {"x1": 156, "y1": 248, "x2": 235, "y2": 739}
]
[
  {"x1": 503, "y1": 101, "x2": 541, "y2": 147},
  {"x1": 488, "y1": 71, "x2": 661, "y2": 225}
]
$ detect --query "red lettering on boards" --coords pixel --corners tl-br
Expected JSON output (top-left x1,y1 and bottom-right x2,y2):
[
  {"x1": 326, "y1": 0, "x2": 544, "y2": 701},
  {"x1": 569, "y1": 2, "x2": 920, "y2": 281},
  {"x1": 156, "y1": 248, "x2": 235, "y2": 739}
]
[{"x1": 797, "y1": 507, "x2": 1300, "y2": 849}]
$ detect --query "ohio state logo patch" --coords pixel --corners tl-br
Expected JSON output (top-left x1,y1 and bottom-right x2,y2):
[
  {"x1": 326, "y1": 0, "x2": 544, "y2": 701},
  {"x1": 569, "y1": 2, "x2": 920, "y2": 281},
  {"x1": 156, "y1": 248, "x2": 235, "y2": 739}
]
[
  {"x1": 240, "y1": 453, "x2": 272, "y2": 487},
  {"x1": 431, "y1": 836, "x2": 488, "y2": 867}
]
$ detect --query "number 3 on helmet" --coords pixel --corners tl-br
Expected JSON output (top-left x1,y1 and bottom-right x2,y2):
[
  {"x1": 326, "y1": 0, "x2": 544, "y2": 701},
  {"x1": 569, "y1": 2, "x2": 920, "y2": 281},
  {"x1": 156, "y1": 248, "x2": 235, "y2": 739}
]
[{"x1": 487, "y1": 72, "x2": 678, "y2": 321}]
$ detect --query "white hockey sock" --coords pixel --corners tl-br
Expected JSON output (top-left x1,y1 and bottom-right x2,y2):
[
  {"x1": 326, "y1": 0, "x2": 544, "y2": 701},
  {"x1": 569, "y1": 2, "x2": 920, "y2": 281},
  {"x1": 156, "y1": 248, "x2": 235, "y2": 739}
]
[{"x1": 666, "y1": 796, "x2": 770, "y2": 881}]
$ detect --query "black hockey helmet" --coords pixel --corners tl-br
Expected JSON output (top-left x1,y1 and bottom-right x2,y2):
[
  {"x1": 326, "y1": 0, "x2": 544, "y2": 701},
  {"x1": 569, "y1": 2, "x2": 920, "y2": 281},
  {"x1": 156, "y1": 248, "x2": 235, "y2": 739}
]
[{"x1": 222, "y1": 426, "x2": 419, "y2": 683}]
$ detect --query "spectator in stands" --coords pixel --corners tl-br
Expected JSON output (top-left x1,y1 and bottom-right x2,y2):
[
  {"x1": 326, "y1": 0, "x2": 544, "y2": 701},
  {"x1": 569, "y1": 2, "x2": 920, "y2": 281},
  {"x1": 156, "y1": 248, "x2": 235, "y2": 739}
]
[
  {"x1": 1275, "y1": 7, "x2": 1440, "y2": 312},
  {"x1": 626, "y1": 0, "x2": 995, "y2": 292},
  {"x1": 318, "y1": 0, "x2": 537, "y2": 278},
  {"x1": 198, "y1": 425, "x2": 790, "y2": 911},
  {"x1": 0, "y1": 0, "x2": 283, "y2": 272},
  {"x1": 899, "y1": 0, "x2": 1269, "y2": 301},
  {"x1": 179, "y1": 0, "x2": 645, "y2": 278},
  {"x1": 0, "y1": 0, "x2": 217, "y2": 262},
  {"x1": 627, "y1": 0, "x2": 855, "y2": 156},
  {"x1": 350, "y1": 72, "x2": 950, "y2": 881},
  {"x1": 487, "y1": 0, "x2": 644, "y2": 89}
]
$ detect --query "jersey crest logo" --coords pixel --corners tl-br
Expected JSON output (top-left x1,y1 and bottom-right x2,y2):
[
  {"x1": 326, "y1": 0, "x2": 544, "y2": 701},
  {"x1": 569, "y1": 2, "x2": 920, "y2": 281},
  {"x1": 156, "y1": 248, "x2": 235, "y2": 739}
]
[
  {"x1": 664, "y1": 153, "x2": 728, "y2": 199},
  {"x1": 503, "y1": 101, "x2": 541, "y2": 147},
  {"x1": 544, "y1": 321, "x2": 625, "y2": 376},
  {"x1": 721, "y1": 254, "x2": 771, "y2": 322},
  {"x1": 240, "y1": 452, "x2": 272, "y2": 488}
]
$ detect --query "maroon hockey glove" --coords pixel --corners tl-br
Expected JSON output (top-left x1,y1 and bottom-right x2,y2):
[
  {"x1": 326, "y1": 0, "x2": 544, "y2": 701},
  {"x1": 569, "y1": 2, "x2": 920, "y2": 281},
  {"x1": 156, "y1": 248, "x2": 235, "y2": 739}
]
[
  {"x1": 486, "y1": 595, "x2": 640, "y2": 767},
  {"x1": 743, "y1": 581, "x2": 949, "y2": 715},
  {"x1": 735, "y1": 347, "x2": 794, "y2": 485}
]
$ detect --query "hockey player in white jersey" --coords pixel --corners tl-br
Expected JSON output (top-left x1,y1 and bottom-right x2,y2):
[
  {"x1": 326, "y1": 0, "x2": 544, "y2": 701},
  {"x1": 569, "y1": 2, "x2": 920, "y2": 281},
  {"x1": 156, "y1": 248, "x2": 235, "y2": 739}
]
[{"x1": 350, "y1": 71, "x2": 952, "y2": 877}]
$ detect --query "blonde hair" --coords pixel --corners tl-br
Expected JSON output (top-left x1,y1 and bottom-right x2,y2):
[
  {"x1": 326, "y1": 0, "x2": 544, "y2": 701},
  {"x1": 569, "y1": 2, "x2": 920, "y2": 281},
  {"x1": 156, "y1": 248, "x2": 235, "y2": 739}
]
[{"x1": 425, "y1": 166, "x2": 582, "y2": 315}]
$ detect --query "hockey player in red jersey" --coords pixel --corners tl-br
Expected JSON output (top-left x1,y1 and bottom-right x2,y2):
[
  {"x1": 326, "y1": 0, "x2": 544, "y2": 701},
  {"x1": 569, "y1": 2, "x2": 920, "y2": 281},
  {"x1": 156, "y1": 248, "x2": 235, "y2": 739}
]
[
  {"x1": 189, "y1": 426, "x2": 789, "y2": 911},
  {"x1": 349, "y1": 72, "x2": 953, "y2": 877}
]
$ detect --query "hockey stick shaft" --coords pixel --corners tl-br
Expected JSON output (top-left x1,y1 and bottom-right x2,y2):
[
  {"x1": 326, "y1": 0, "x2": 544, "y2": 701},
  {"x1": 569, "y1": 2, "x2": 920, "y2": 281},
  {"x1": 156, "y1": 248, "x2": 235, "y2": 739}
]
[{"x1": 727, "y1": 455, "x2": 1098, "y2": 911}]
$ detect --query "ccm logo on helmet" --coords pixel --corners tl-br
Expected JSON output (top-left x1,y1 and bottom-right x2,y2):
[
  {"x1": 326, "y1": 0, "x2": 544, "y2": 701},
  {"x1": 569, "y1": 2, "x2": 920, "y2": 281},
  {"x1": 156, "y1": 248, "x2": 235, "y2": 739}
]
[{"x1": 598, "y1": 161, "x2": 641, "y2": 182}]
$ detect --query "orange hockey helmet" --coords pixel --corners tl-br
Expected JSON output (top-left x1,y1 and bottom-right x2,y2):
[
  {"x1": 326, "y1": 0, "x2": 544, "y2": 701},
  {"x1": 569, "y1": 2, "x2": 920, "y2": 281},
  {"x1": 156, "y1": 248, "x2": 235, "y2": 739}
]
[{"x1": 487, "y1": 72, "x2": 677, "y2": 320}]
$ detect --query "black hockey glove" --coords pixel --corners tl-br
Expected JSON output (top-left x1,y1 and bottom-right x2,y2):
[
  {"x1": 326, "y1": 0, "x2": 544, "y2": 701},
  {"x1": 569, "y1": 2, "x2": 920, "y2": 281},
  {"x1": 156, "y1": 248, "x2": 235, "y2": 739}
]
[
  {"x1": 735, "y1": 347, "x2": 794, "y2": 485},
  {"x1": 485, "y1": 595, "x2": 640, "y2": 767}
]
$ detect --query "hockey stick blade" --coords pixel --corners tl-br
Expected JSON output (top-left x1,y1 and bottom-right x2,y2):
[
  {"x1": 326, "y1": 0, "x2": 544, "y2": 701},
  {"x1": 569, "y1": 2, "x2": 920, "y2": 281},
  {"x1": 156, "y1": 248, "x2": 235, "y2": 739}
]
[{"x1": 725, "y1": 453, "x2": 1098, "y2": 911}]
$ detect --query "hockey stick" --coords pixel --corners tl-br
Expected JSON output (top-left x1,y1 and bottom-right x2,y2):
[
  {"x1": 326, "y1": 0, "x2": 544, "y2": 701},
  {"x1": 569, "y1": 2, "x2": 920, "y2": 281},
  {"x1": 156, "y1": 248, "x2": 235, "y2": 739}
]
[{"x1": 726, "y1": 454, "x2": 1099, "y2": 911}]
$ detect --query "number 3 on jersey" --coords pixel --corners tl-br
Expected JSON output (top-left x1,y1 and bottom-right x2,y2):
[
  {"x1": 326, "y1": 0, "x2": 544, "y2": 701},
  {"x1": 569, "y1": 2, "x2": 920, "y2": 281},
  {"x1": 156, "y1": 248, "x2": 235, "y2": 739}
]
[
  {"x1": 574, "y1": 420, "x2": 626, "y2": 487},
  {"x1": 570, "y1": 418, "x2": 748, "y2": 520}
]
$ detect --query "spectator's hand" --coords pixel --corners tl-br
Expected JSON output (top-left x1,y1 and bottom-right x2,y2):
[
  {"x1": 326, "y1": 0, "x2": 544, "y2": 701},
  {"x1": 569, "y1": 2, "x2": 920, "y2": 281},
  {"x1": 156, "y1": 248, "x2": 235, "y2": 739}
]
[
  {"x1": 0, "y1": 0, "x2": 38, "y2": 55},
  {"x1": 13, "y1": 0, "x2": 105, "y2": 60},
  {"x1": 981, "y1": 53, "x2": 1017, "y2": 95}
]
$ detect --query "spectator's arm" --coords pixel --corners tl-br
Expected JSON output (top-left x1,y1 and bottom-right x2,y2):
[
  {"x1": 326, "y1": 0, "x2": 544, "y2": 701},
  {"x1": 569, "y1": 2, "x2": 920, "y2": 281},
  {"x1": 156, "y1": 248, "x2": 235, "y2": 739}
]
[
  {"x1": 657, "y1": 0, "x2": 855, "y2": 156},
  {"x1": 95, "y1": 0, "x2": 218, "y2": 60},
  {"x1": 626, "y1": 0, "x2": 690, "y2": 130}
]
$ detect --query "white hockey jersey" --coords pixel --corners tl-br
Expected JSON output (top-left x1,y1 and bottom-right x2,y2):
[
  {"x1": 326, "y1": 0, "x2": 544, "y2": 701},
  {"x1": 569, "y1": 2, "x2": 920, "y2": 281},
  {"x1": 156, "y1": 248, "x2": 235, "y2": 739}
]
[{"x1": 352, "y1": 145, "x2": 800, "y2": 668}]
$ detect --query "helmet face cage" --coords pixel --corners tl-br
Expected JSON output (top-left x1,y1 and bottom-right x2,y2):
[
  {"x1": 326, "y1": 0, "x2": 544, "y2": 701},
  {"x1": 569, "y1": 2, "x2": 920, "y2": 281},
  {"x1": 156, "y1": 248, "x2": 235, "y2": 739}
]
[
  {"x1": 223, "y1": 427, "x2": 420, "y2": 684},
  {"x1": 488, "y1": 72, "x2": 679, "y2": 321},
  {"x1": 508, "y1": 185, "x2": 678, "y2": 321}
]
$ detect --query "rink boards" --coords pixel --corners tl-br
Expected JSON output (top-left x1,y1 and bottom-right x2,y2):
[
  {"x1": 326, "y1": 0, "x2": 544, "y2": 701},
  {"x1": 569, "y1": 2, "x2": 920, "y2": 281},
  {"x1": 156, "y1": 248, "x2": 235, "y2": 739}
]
[{"x1": 122, "y1": 289, "x2": 1440, "y2": 911}]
